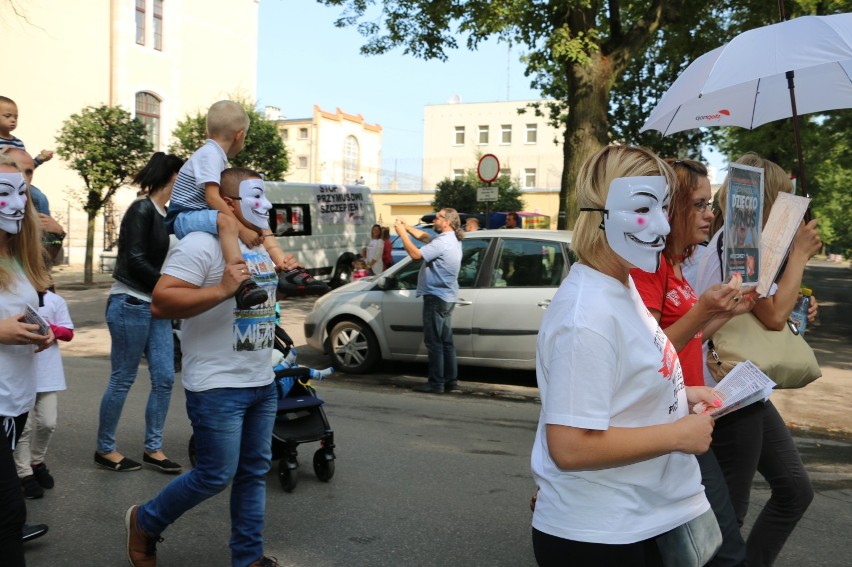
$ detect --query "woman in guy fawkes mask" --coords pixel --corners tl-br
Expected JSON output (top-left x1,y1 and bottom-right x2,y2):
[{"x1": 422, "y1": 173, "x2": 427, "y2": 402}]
[{"x1": 530, "y1": 145, "x2": 722, "y2": 566}]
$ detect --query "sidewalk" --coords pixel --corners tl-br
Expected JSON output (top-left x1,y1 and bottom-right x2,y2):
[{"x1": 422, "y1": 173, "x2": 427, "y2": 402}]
[{"x1": 53, "y1": 264, "x2": 852, "y2": 438}]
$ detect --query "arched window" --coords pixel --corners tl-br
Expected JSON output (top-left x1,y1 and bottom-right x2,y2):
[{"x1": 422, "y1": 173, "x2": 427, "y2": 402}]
[
  {"x1": 135, "y1": 92, "x2": 161, "y2": 149},
  {"x1": 343, "y1": 135, "x2": 360, "y2": 184}
]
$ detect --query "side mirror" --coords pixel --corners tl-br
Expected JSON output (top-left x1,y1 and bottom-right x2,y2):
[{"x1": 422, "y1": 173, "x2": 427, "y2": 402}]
[{"x1": 377, "y1": 275, "x2": 396, "y2": 290}]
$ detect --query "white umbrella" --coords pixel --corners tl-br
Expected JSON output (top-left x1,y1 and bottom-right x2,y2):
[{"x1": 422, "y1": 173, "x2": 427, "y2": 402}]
[{"x1": 640, "y1": 13, "x2": 852, "y2": 194}]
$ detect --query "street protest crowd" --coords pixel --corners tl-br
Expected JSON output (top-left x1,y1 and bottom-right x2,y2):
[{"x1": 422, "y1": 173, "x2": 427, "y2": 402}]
[{"x1": 1, "y1": 95, "x2": 825, "y2": 567}]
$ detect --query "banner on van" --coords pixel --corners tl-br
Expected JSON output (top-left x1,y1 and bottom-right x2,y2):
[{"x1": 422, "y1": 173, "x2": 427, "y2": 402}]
[{"x1": 315, "y1": 185, "x2": 368, "y2": 224}]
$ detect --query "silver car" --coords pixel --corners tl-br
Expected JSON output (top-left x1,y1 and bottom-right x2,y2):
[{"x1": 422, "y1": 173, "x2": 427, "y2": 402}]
[{"x1": 303, "y1": 229, "x2": 574, "y2": 373}]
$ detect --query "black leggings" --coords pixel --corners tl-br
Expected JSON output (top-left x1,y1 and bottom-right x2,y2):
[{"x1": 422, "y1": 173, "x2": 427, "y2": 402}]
[
  {"x1": 1, "y1": 413, "x2": 28, "y2": 567},
  {"x1": 533, "y1": 528, "x2": 663, "y2": 566}
]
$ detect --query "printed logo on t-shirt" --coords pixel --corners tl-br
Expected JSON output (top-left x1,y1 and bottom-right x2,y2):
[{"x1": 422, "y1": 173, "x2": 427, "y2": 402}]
[
  {"x1": 232, "y1": 250, "x2": 277, "y2": 352},
  {"x1": 645, "y1": 310, "x2": 686, "y2": 414}
]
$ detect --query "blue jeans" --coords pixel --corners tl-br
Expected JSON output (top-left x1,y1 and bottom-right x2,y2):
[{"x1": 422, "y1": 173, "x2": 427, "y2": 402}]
[
  {"x1": 173, "y1": 209, "x2": 219, "y2": 240},
  {"x1": 136, "y1": 383, "x2": 277, "y2": 567},
  {"x1": 97, "y1": 294, "x2": 175, "y2": 454},
  {"x1": 422, "y1": 295, "x2": 457, "y2": 388}
]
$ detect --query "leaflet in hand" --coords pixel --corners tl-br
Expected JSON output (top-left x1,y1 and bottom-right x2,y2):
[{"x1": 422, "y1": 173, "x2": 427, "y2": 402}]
[
  {"x1": 24, "y1": 303, "x2": 50, "y2": 336},
  {"x1": 693, "y1": 361, "x2": 776, "y2": 418},
  {"x1": 756, "y1": 193, "x2": 811, "y2": 297}
]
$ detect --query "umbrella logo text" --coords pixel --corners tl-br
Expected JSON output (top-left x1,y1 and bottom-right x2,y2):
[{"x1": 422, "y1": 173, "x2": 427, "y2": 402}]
[{"x1": 695, "y1": 109, "x2": 731, "y2": 122}]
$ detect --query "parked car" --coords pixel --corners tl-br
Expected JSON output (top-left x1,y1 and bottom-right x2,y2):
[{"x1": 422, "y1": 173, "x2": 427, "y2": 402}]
[
  {"x1": 388, "y1": 224, "x2": 437, "y2": 265},
  {"x1": 303, "y1": 229, "x2": 575, "y2": 373}
]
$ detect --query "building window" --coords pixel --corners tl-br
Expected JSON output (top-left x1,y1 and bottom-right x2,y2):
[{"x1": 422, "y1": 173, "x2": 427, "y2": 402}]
[
  {"x1": 454, "y1": 126, "x2": 465, "y2": 145},
  {"x1": 525, "y1": 124, "x2": 538, "y2": 144},
  {"x1": 135, "y1": 0, "x2": 146, "y2": 45},
  {"x1": 501, "y1": 124, "x2": 512, "y2": 144},
  {"x1": 478, "y1": 125, "x2": 489, "y2": 145},
  {"x1": 153, "y1": 0, "x2": 163, "y2": 51},
  {"x1": 135, "y1": 92, "x2": 160, "y2": 149},
  {"x1": 500, "y1": 168, "x2": 511, "y2": 179},
  {"x1": 524, "y1": 168, "x2": 537, "y2": 188},
  {"x1": 343, "y1": 135, "x2": 360, "y2": 183},
  {"x1": 298, "y1": 156, "x2": 307, "y2": 168},
  {"x1": 298, "y1": 127, "x2": 308, "y2": 140},
  {"x1": 280, "y1": 128, "x2": 289, "y2": 141},
  {"x1": 453, "y1": 169, "x2": 465, "y2": 180}
]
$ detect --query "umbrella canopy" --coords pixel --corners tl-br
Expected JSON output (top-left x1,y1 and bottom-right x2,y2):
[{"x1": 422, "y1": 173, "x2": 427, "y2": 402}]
[{"x1": 641, "y1": 13, "x2": 852, "y2": 135}]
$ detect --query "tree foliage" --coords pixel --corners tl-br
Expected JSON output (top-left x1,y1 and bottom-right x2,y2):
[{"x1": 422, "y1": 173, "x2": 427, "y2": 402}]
[
  {"x1": 319, "y1": 0, "x2": 716, "y2": 229},
  {"x1": 55, "y1": 105, "x2": 151, "y2": 283},
  {"x1": 169, "y1": 100, "x2": 289, "y2": 180},
  {"x1": 432, "y1": 169, "x2": 525, "y2": 213}
]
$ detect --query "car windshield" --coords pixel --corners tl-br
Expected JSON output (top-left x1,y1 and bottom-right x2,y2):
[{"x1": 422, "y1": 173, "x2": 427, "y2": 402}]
[{"x1": 390, "y1": 226, "x2": 436, "y2": 250}]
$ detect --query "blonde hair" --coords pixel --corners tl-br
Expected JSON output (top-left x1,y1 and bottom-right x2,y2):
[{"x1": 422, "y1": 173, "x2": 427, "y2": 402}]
[
  {"x1": 709, "y1": 152, "x2": 793, "y2": 237},
  {"x1": 206, "y1": 100, "x2": 250, "y2": 140},
  {"x1": 574, "y1": 145, "x2": 675, "y2": 268},
  {"x1": 0, "y1": 154, "x2": 50, "y2": 292}
]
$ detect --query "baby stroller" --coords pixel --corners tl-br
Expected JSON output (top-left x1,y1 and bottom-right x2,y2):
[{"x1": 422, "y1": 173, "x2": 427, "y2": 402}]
[{"x1": 187, "y1": 326, "x2": 336, "y2": 493}]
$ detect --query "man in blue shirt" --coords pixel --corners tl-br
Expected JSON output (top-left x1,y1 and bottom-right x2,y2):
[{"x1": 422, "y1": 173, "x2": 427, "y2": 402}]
[{"x1": 394, "y1": 209, "x2": 464, "y2": 393}]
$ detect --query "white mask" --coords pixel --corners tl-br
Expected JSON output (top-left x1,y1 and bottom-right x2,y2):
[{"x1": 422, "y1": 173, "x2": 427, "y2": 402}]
[
  {"x1": 604, "y1": 176, "x2": 670, "y2": 272},
  {"x1": 0, "y1": 172, "x2": 27, "y2": 234},
  {"x1": 237, "y1": 178, "x2": 272, "y2": 231}
]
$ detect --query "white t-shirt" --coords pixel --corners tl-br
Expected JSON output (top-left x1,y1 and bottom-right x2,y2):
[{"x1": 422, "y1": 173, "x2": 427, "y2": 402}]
[
  {"x1": 693, "y1": 230, "x2": 777, "y2": 386},
  {"x1": 34, "y1": 290, "x2": 73, "y2": 393},
  {"x1": 163, "y1": 233, "x2": 276, "y2": 392},
  {"x1": 365, "y1": 238, "x2": 384, "y2": 274},
  {"x1": 531, "y1": 264, "x2": 708, "y2": 544},
  {"x1": 0, "y1": 262, "x2": 39, "y2": 416}
]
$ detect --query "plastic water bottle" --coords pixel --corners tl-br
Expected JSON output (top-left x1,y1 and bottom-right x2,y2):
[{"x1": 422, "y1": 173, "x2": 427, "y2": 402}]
[{"x1": 789, "y1": 287, "x2": 813, "y2": 335}]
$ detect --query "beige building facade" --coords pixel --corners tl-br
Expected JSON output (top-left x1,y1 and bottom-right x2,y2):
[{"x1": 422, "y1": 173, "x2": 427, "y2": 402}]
[
  {"x1": 422, "y1": 100, "x2": 564, "y2": 193},
  {"x1": 4, "y1": 0, "x2": 258, "y2": 265},
  {"x1": 269, "y1": 105, "x2": 382, "y2": 187}
]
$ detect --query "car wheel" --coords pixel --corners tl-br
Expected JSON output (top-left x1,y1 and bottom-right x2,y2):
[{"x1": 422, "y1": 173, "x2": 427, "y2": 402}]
[{"x1": 328, "y1": 319, "x2": 379, "y2": 373}]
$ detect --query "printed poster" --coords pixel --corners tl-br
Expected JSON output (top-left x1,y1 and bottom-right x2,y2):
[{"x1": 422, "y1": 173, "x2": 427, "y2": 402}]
[
  {"x1": 315, "y1": 185, "x2": 368, "y2": 224},
  {"x1": 724, "y1": 164, "x2": 764, "y2": 286}
]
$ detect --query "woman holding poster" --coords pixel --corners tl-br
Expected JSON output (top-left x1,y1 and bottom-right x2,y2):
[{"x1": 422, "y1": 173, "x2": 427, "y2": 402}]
[
  {"x1": 695, "y1": 152, "x2": 821, "y2": 566},
  {"x1": 631, "y1": 158, "x2": 755, "y2": 566}
]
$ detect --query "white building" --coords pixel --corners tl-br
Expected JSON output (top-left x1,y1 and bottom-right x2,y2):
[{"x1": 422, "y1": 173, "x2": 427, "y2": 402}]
[
  {"x1": 269, "y1": 105, "x2": 382, "y2": 187},
  {"x1": 422, "y1": 99, "x2": 564, "y2": 191},
  {"x1": 4, "y1": 0, "x2": 258, "y2": 265}
]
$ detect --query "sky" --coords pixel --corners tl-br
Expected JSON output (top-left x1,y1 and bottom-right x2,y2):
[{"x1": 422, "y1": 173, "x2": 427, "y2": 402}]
[
  {"x1": 256, "y1": 0, "x2": 539, "y2": 183},
  {"x1": 256, "y1": 0, "x2": 726, "y2": 186}
]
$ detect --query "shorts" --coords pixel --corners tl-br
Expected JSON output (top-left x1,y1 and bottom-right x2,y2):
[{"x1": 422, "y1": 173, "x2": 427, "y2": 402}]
[{"x1": 173, "y1": 209, "x2": 219, "y2": 240}]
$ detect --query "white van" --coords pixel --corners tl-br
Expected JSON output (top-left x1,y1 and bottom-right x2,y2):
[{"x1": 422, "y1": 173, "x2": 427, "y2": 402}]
[{"x1": 264, "y1": 182, "x2": 376, "y2": 281}]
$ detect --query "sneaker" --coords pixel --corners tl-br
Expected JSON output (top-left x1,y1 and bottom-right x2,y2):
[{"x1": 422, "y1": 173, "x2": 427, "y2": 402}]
[
  {"x1": 444, "y1": 381, "x2": 460, "y2": 392},
  {"x1": 21, "y1": 475, "x2": 44, "y2": 499},
  {"x1": 235, "y1": 279, "x2": 268, "y2": 309},
  {"x1": 31, "y1": 462, "x2": 54, "y2": 489},
  {"x1": 277, "y1": 268, "x2": 329, "y2": 297},
  {"x1": 94, "y1": 452, "x2": 142, "y2": 472},
  {"x1": 142, "y1": 453, "x2": 183, "y2": 474},
  {"x1": 249, "y1": 557, "x2": 282, "y2": 567},
  {"x1": 126, "y1": 505, "x2": 162, "y2": 567}
]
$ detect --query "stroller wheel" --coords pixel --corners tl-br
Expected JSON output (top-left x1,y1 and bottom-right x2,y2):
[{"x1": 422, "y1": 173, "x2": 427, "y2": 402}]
[
  {"x1": 313, "y1": 449, "x2": 335, "y2": 482},
  {"x1": 188, "y1": 435, "x2": 197, "y2": 468},
  {"x1": 278, "y1": 459, "x2": 299, "y2": 492}
]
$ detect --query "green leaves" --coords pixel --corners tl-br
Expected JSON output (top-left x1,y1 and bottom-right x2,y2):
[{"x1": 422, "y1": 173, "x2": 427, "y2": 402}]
[
  {"x1": 55, "y1": 105, "x2": 152, "y2": 214},
  {"x1": 168, "y1": 100, "x2": 289, "y2": 180},
  {"x1": 433, "y1": 167, "x2": 525, "y2": 213}
]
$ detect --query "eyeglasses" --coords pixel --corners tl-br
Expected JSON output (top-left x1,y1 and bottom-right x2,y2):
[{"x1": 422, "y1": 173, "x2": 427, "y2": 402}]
[{"x1": 693, "y1": 200, "x2": 711, "y2": 213}]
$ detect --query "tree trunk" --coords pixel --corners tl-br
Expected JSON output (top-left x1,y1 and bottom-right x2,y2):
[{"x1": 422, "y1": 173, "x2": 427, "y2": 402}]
[
  {"x1": 84, "y1": 209, "x2": 96, "y2": 285},
  {"x1": 557, "y1": 54, "x2": 615, "y2": 230}
]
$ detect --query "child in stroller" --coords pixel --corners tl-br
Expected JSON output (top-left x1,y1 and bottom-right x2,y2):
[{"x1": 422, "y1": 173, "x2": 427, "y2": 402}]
[{"x1": 188, "y1": 326, "x2": 336, "y2": 493}]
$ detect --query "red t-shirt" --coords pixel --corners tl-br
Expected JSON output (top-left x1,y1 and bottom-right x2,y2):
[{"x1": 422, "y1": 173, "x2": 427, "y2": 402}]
[{"x1": 631, "y1": 256, "x2": 704, "y2": 386}]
